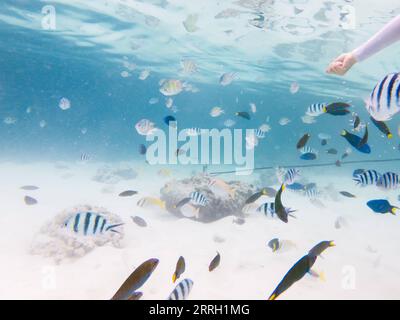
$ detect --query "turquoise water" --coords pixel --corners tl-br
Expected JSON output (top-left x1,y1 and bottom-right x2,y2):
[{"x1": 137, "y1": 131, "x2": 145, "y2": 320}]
[{"x1": 1, "y1": 0, "x2": 399, "y2": 167}]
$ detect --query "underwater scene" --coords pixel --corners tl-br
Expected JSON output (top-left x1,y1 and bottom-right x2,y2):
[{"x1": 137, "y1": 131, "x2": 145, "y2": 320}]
[{"x1": 1, "y1": 0, "x2": 400, "y2": 300}]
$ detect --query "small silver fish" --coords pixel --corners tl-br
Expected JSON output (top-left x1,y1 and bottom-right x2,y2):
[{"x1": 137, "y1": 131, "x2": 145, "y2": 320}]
[
  {"x1": 20, "y1": 186, "x2": 39, "y2": 191},
  {"x1": 24, "y1": 196, "x2": 38, "y2": 205},
  {"x1": 131, "y1": 216, "x2": 147, "y2": 227}
]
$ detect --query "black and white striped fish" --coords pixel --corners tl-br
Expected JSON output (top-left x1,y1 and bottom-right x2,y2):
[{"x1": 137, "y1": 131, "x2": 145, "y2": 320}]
[
  {"x1": 280, "y1": 168, "x2": 300, "y2": 185},
  {"x1": 257, "y1": 202, "x2": 296, "y2": 218},
  {"x1": 189, "y1": 191, "x2": 208, "y2": 206},
  {"x1": 257, "y1": 202, "x2": 276, "y2": 217},
  {"x1": 366, "y1": 72, "x2": 400, "y2": 121},
  {"x1": 80, "y1": 153, "x2": 90, "y2": 162},
  {"x1": 353, "y1": 170, "x2": 381, "y2": 186},
  {"x1": 64, "y1": 212, "x2": 123, "y2": 236},
  {"x1": 304, "y1": 183, "x2": 320, "y2": 199},
  {"x1": 306, "y1": 103, "x2": 326, "y2": 117},
  {"x1": 299, "y1": 146, "x2": 318, "y2": 155},
  {"x1": 377, "y1": 172, "x2": 400, "y2": 190},
  {"x1": 167, "y1": 279, "x2": 194, "y2": 300}
]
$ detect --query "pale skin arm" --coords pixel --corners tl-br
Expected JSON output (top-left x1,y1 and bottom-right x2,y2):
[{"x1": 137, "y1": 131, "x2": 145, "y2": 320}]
[
  {"x1": 326, "y1": 52, "x2": 357, "y2": 76},
  {"x1": 327, "y1": 15, "x2": 400, "y2": 76}
]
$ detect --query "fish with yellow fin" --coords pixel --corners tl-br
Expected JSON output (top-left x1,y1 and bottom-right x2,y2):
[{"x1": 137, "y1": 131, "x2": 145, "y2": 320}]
[
  {"x1": 269, "y1": 241, "x2": 334, "y2": 300},
  {"x1": 274, "y1": 184, "x2": 290, "y2": 223},
  {"x1": 308, "y1": 241, "x2": 335, "y2": 258},
  {"x1": 268, "y1": 254, "x2": 317, "y2": 300},
  {"x1": 137, "y1": 197, "x2": 166, "y2": 210},
  {"x1": 172, "y1": 256, "x2": 186, "y2": 283},
  {"x1": 112, "y1": 258, "x2": 159, "y2": 300}
]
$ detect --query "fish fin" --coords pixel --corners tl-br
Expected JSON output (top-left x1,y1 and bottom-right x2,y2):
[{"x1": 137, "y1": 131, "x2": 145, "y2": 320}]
[
  {"x1": 106, "y1": 223, "x2": 124, "y2": 232},
  {"x1": 268, "y1": 293, "x2": 277, "y2": 301},
  {"x1": 309, "y1": 269, "x2": 326, "y2": 281},
  {"x1": 318, "y1": 271, "x2": 326, "y2": 282},
  {"x1": 172, "y1": 273, "x2": 177, "y2": 283}
]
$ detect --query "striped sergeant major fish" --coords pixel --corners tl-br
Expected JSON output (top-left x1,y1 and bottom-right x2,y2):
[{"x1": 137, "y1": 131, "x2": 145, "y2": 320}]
[
  {"x1": 255, "y1": 129, "x2": 266, "y2": 139},
  {"x1": 64, "y1": 212, "x2": 123, "y2": 236},
  {"x1": 353, "y1": 170, "x2": 381, "y2": 187},
  {"x1": 282, "y1": 168, "x2": 300, "y2": 185},
  {"x1": 366, "y1": 72, "x2": 400, "y2": 122},
  {"x1": 257, "y1": 202, "x2": 276, "y2": 217},
  {"x1": 304, "y1": 183, "x2": 320, "y2": 199},
  {"x1": 167, "y1": 279, "x2": 194, "y2": 300},
  {"x1": 257, "y1": 202, "x2": 296, "y2": 218},
  {"x1": 80, "y1": 153, "x2": 90, "y2": 162},
  {"x1": 377, "y1": 172, "x2": 400, "y2": 190},
  {"x1": 189, "y1": 191, "x2": 208, "y2": 206},
  {"x1": 299, "y1": 146, "x2": 318, "y2": 155},
  {"x1": 306, "y1": 103, "x2": 326, "y2": 117}
]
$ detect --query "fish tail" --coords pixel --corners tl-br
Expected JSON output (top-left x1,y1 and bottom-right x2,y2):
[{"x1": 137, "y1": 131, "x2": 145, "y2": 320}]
[
  {"x1": 268, "y1": 293, "x2": 277, "y2": 301},
  {"x1": 106, "y1": 223, "x2": 124, "y2": 232},
  {"x1": 172, "y1": 273, "x2": 177, "y2": 283},
  {"x1": 391, "y1": 207, "x2": 398, "y2": 215}
]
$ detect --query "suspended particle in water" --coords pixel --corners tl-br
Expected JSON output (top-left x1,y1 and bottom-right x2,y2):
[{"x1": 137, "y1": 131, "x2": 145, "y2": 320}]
[
  {"x1": 290, "y1": 82, "x2": 300, "y2": 94},
  {"x1": 120, "y1": 71, "x2": 131, "y2": 78},
  {"x1": 39, "y1": 120, "x2": 47, "y2": 128},
  {"x1": 139, "y1": 70, "x2": 150, "y2": 80},
  {"x1": 59, "y1": 97, "x2": 71, "y2": 110},
  {"x1": 3, "y1": 117, "x2": 17, "y2": 125},
  {"x1": 123, "y1": 61, "x2": 136, "y2": 71},
  {"x1": 165, "y1": 97, "x2": 173, "y2": 109}
]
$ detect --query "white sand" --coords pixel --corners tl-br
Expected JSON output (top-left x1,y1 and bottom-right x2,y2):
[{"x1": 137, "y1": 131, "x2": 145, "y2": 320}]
[{"x1": 0, "y1": 161, "x2": 399, "y2": 300}]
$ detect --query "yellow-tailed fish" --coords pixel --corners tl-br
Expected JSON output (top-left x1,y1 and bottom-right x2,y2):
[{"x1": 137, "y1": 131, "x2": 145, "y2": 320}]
[
  {"x1": 172, "y1": 256, "x2": 186, "y2": 283},
  {"x1": 137, "y1": 197, "x2": 166, "y2": 210},
  {"x1": 112, "y1": 258, "x2": 159, "y2": 300}
]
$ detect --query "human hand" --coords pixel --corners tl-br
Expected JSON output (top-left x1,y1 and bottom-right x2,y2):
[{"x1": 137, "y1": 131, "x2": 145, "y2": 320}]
[{"x1": 326, "y1": 52, "x2": 358, "y2": 76}]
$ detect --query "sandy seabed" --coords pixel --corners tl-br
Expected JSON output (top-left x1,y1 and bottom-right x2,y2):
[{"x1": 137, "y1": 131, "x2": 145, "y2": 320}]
[{"x1": 0, "y1": 161, "x2": 399, "y2": 300}]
